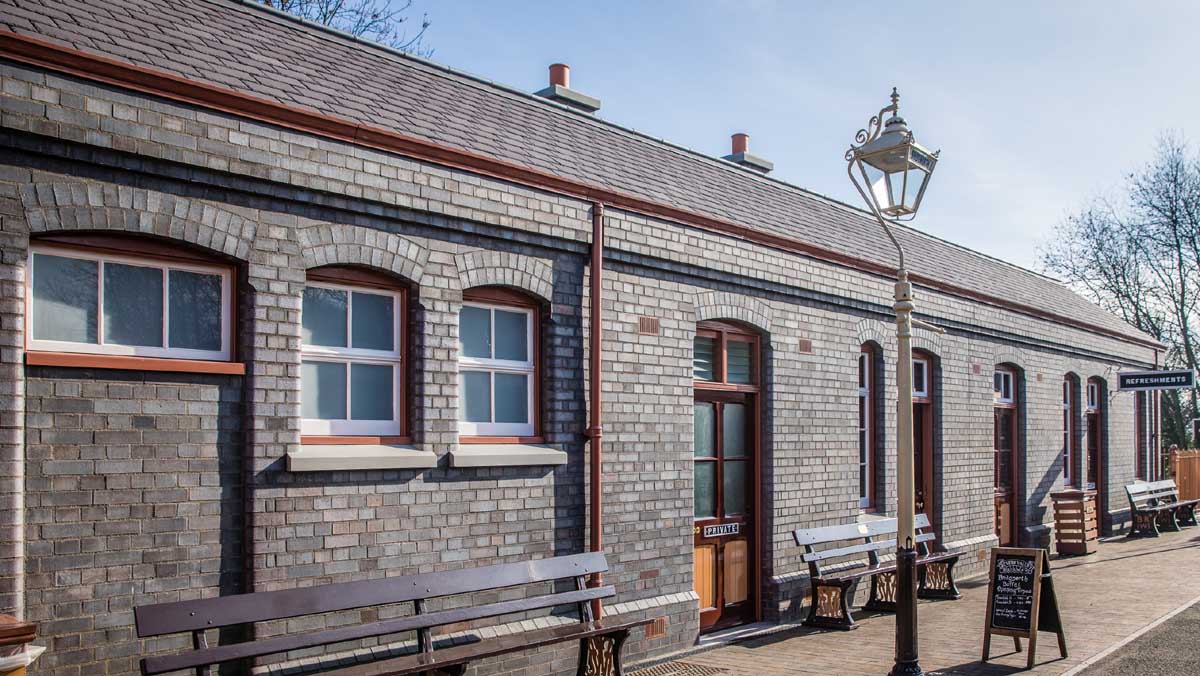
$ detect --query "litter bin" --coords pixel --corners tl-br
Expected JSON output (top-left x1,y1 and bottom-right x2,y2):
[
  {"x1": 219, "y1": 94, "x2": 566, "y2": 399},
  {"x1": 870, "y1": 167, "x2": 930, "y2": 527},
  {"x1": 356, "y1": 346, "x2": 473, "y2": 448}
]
[
  {"x1": 0, "y1": 615, "x2": 39, "y2": 676},
  {"x1": 1051, "y1": 489, "x2": 1099, "y2": 555}
]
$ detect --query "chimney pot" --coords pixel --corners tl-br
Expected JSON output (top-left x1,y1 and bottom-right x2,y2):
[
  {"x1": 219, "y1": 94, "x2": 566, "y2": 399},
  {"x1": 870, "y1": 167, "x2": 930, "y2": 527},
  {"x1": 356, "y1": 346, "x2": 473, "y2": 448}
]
[
  {"x1": 731, "y1": 133, "x2": 750, "y2": 155},
  {"x1": 549, "y1": 63, "x2": 570, "y2": 88}
]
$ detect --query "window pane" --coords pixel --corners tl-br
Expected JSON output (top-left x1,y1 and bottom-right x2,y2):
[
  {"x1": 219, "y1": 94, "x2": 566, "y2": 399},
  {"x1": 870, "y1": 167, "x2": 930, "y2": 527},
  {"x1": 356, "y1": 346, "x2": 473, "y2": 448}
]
[
  {"x1": 103, "y1": 262, "x2": 163, "y2": 347},
  {"x1": 494, "y1": 309, "x2": 528, "y2": 362},
  {"x1": 723, "y1": 403, "x2": 746, "y2": 458},
  {"x1": 694, "y1": 336, "x2": 715, "y2": 381},
  {"x1": 169, "y1": 270, "x2": 222, "y2": 351},
  {"x1": 694, "y1": 462, "x2": 715, "y2": 518},
  {"x1": 859, "y1": 354, "x2": 867, "y2": 389},
  {"x1": 460, "y1": 370, "x2": 491, "y2": 422},
  {"x1": 913, "y1": 361, "x2": 926, "y2": 393},
  {"x1": 350, "y1": 363, "x2": 393, "y2": 420},
  {"x1": 494, "y1": 373, "x2": 529, "y2": 423},
  {"x1": 727, "y1": 341, "x2": 752, "y2": 384},
  {"x1": 302, "y1": 287, "x2": 347, "y2": 347},
  {"x1": 724, "y1": 460, "x2": 747, "y2": 516},
  {"x1": 460, "y1": 306, "x2": 492, "y2": 359},
  {"x1": 694, "y1": 403, "x2": 715, "y2": 458},
  {"x1": 351, "y1": 291, "x2": 394, "y2": 351},
  {"x1": 301, "y1": 361, "x2": 347, "y2": 420},
  {"x1": 32, "y1": 253, "x2": 97, "y2": 343}
]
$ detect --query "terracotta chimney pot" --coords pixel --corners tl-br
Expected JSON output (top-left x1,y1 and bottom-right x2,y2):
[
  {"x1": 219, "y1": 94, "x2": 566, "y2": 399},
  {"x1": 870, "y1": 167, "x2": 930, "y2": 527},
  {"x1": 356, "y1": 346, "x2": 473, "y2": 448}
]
[
  {"x1": 550, "y1": 63, "x2": 570, "y2": 89},
  {"x1": 731, "y1": 133, "x2": 750, "y2": 155}
]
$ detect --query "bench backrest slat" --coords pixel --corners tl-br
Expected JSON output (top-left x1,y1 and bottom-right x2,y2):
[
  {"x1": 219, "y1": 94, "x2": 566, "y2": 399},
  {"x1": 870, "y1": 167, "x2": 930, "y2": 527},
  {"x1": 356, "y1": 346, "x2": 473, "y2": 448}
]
[
  {"x1": 801, "y1": 532, "x2": 936, "y2": 563},
  {"x1": 135, "y1": 552, "x2": 608, "y2": 637},
  {"x1": 141, "y1": 585, "x2": 616, "y2": 676},
  {"x1": 1128, "y1": 480, "x2": 1181, "y2": 508}
]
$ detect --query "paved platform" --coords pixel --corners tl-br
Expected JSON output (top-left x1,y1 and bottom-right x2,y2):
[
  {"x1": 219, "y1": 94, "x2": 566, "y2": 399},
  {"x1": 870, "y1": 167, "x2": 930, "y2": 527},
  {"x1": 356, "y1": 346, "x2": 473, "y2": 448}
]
[{"x1": 634, "y1": 531, "x2": 1200, "y2": 676}]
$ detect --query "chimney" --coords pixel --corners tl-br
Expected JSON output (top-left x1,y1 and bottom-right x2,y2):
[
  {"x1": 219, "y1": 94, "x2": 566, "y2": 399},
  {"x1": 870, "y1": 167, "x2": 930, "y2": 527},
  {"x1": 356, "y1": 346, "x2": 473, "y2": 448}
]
[
  {"x1": 535, "y1": 63, "x2": 601, "y2": 113},
  {"x1": 723, "y1": 133, "x2": 773, "y2": 173}
]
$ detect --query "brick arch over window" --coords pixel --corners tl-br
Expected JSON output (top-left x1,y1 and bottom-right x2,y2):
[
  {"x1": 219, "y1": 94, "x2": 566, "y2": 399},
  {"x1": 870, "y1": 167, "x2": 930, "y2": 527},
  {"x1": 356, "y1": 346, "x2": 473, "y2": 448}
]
[
  {"x1": 912, "y1": 326, "x2": 944, "y2": 355},
  {"x1": 993, "y1": 347, "x2": 1027, "y2": 370},
  {"x1": 298, "y1": 223, "x2": 428, "y2": 286},
  {"x1": 455, "y1": 250, "x2": 554, "y2": 303},
  {"x1": 855, "y1": 318, "x2": 890, "y2": 351},
  {"x1": 693, "y1": 291, "x2": 773, "y2": 334},
  {"x1": 20, "y1": 181, "x2": 257, "y2": 261}
]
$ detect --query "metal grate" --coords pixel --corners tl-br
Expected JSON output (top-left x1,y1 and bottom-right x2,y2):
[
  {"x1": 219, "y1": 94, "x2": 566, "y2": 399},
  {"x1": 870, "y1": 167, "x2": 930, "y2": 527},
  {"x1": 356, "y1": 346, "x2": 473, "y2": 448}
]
[{"x1": 631, "y1": 663, "x2": 729, "y2": 676}]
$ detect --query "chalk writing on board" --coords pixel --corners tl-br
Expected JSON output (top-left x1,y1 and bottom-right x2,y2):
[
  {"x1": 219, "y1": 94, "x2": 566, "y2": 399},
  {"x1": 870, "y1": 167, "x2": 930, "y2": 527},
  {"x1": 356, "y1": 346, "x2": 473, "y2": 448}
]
[{"x1": 990, "y1": 554, "x2": 1036, "y2": 632}]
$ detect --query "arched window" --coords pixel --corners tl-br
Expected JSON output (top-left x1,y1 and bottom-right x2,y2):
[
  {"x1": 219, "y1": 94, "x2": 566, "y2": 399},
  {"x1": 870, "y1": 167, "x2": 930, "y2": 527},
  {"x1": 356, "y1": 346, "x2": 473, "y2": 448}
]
[
  {"x1": 1085, "y1": 378, "x2": 1104, "y2": 490},
  {"x1": 993, "y1": 365, "x2": 1020, "y2": 546},
  {"x1": 300, "y1": 266, "x2": 407, "y2": 440},
  {"x1": 27, "y1": 235, "x2": 235, "y2": 365},
  {"x1": 457, "y1": 287, "x2": 540, "y2": 439},
  {"x1": 858, "y1": 344, "x2": 880, "y2": 510}
]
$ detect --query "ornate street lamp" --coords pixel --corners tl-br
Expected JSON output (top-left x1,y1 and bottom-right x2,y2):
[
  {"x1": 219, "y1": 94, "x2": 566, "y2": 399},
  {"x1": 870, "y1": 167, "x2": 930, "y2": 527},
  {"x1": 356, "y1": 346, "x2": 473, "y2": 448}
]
[{"x1": 846, "y1": 88, "x2": 940, "y2": 676}]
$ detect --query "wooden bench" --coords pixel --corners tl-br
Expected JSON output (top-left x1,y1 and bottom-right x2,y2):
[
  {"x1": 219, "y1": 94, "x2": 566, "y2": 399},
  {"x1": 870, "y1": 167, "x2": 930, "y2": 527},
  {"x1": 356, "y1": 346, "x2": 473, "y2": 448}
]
[
  {"x1": 134, "y1": 553, "x2": 651, "y2": 676},
  {"x1": 791, "y1": 513, "x2": 960, "y2": 630},
  {"x1": 1126, "y1": 479, "x2": 1200, "y2": 537}
]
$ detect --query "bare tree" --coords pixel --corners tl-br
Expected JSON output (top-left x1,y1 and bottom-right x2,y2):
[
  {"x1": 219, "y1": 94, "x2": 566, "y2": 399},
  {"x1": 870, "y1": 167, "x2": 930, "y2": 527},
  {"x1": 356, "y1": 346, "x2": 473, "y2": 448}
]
[
  {"x1": 1041, "y1": 134, "x2": 1200, "y2": 447},
  {"x1": 258, "y1": 0, "x2": 432, "y2": 56}
]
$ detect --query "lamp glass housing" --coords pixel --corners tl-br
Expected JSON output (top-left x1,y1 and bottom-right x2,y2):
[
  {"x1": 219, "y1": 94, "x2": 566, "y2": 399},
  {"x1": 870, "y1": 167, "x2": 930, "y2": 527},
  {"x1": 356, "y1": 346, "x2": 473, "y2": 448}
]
[{"x1": 852, "y1": 118, "x2": 937, "y2": 220}]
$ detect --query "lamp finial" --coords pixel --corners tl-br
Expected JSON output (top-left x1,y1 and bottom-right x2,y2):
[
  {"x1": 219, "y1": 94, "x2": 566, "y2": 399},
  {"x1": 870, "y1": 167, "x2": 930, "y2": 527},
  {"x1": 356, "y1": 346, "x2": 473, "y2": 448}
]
[{"x1": 890, "y1": 87, "x2": 900, "y2": 109}]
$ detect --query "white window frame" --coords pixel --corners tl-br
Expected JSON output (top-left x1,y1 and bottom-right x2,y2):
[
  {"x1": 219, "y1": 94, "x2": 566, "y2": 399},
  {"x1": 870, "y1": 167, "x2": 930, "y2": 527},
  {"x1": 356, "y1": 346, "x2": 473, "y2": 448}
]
[
  {"x1": 300, "y1": 281, "x2": 404, "y2": 437},
  {"x1": 994, "y1": 368, "x2": 1015, "y2": 405},
  {"x1": 1062, "y1": 379, "x2": 1072, "y2": 485},
  {"x1": 27, "y1": 245, "x2": 233, "y2": 361},
  {"x1": 912, "y1": 357, "x2": 930, "y2": 399},
  {"x1": 458, "y1": 301, "x2": 536, "y2": 437},
  {"x1": 1087, "y1": 382, "x2": 1099, "y2": 412},
  {"x1": 858, "y1": 351, "x2": 872, "y2": 509}
]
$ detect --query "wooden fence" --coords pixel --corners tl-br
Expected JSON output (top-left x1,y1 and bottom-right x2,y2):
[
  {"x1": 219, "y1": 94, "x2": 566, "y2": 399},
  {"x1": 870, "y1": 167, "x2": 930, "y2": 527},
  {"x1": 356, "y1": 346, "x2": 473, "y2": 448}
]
[{"x1": 1169, "y1": 450, "x2": 1200, "y2": 501}]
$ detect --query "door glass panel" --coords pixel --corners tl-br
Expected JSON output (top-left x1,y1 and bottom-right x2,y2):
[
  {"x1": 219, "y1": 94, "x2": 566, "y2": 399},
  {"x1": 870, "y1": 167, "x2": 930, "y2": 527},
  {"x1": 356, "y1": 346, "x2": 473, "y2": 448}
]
[
  {"x1": 694, "y1": 403, "x2": 715, "y2": 458},
  {"x1": 694, "y1": 462, "x2": 716, "y2": 518},
  {"x1": 168, "y1": 270, "x2": 222, "y2": 351},
  {"x1": 694, "y1": 336, "x2": 716, "y2": 381},
  {"x1": 724, "y1": 460, "x2": 747, "y2": 516},
  {"x1": 103, "y1": 262, "x2": 163, "y2": 347},
  {"x1": 32, "y1": 253, "x2": 98, "y2": 344},
  {"x1": 727, "y1": 340, "x2": 752, "y2": 384},
  {"x1": 723, "y1": 539, "x2": 748, "y2": 605},
  {"x1": 723, "y1": 403, "x2": 746, "y2": 458}
]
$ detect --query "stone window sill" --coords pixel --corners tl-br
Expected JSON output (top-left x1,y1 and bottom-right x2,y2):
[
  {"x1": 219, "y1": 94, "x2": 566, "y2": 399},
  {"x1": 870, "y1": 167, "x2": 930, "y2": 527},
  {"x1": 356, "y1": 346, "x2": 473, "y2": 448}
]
[
  {"x1": 287, "y1": 444, "x2": 437, "y2": 472},
  {"x1": 449, "y1": 444, "x2": 567, "y2": 468}
]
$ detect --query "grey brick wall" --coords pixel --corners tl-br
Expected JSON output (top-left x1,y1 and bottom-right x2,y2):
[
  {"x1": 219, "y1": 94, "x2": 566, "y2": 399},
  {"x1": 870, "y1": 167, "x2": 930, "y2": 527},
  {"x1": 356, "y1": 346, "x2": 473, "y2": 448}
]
[{"x1": 0, "y1": 60, "x2": 1164, "y2": 676}]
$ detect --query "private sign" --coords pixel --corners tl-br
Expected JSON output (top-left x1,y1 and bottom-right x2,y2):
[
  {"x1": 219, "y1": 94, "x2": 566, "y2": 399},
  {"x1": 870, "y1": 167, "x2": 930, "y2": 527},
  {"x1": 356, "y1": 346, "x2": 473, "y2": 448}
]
[{"x1": 1117, "y1": 370, "x2": 1196, "y2": 391}]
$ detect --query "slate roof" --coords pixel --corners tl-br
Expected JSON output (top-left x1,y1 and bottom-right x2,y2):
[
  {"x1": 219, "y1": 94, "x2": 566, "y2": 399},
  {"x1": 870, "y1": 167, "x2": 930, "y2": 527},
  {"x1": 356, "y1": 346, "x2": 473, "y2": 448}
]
[{"x1": 0, "y1": 0, "x2": 1154, "y2": 345}]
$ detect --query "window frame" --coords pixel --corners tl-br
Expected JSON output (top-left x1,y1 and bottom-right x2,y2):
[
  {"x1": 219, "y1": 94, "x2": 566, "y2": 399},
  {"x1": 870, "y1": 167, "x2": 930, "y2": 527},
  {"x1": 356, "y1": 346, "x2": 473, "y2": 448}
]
[
  {"x1": 858, "y1": 346, "x2": 877, "y2": 510},
  {"x1": 912, "y1": 356, "x2": 931, "y2": 401},
  {"x1": 27, "y1": 242, "x2": 234, "y2": 362},
  {"x1": 300, "y1": 268, "x2": 407, "y2": 441},
  {"x1": 1062, "y1": 376, "x2": 1077, "y2": 486},
  {"x1": 458, "y1": 288, "x2": 541, "y2": 441},
  {"x1": 993, "y1": 368, "x2": 1015, "y2": 405}
]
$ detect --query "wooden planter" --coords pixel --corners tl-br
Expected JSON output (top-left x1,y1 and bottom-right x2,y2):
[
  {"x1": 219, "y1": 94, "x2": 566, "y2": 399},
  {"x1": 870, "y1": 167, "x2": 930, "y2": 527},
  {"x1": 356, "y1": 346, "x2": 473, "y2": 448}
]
[{"x1": 1051, "y1": 489, "x2": 1098, "y2": 556}]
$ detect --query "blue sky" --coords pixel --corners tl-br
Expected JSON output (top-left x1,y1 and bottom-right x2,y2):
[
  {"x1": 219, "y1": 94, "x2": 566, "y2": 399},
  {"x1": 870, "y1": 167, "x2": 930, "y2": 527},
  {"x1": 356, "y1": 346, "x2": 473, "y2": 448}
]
[{"x1": 401, "y1": 1, "x2": 1199, "y2": 271}]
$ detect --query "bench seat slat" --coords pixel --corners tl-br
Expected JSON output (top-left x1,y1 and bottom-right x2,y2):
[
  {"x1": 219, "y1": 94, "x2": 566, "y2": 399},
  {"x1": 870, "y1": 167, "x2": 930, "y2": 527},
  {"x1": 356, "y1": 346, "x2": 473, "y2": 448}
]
[
  {"x1": 813, "y1": 551, "x2": 957, "y2": 583},
  {"x1": 141, "y1": 586, "x2": 616, "y2": 676},
  {"x1": 135, "y1": 553, "x2": 609, "y2": 637},
  {"x1": 319, "y1": 618, "x2": 652, "y2": 676}
]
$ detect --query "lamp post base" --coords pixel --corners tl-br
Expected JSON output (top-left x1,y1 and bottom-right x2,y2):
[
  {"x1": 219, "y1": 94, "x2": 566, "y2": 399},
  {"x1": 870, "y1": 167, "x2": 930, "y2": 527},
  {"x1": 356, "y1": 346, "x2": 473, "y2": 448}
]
[{"x1": 888, "y1": 546, "x2": 923, "y2": 676}]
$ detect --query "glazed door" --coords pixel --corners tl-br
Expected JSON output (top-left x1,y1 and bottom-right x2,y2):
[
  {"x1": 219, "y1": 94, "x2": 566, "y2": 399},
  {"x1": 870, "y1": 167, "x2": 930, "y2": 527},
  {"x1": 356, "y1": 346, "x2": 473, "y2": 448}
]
[
  {"x1": 993, "y1": 408, "x2": 1017, "y2": 546},
  {"x1": 1086, "y1": 412, "x2": 1099, "y2": 490},
  {"x1": 693, "y1": 394, "x2": 755, "y2": 631},
  {"x1": 913, "y1": 402, "x2": 934, "y2": 526}
]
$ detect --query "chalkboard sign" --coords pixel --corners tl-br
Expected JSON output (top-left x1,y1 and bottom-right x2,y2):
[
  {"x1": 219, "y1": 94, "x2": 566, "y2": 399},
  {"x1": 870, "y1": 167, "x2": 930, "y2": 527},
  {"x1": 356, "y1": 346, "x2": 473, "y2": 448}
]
[
  {"x1": 982, "y1": 547, "x2": 1067, "y2": 669},
  {"x1": 990, "y1": 551, "x2": 1037, "y2": 631}
]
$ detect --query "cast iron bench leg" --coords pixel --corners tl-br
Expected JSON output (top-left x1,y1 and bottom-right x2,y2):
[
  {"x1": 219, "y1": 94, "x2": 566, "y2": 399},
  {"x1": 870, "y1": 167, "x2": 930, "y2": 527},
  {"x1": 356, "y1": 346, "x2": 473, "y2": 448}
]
[
  {"x1": 917, "y1": 557, "x2": 962, "y2": 600},
  {"x1": 578, "y1": 629, "x2": 631, "y2": 676},
  {"x1": 1176, "y1": 503, "x2": 1198, "y2": 527},
  {"x1": 1156, "y1": 508, "x2": 1180, "y2": 533},
  {"x1": 1132, "y1": 509, "x2": 1160, "y2": 537},
  {"x1": 803, "y1": 580, "x2": 857, "y2": 630},
  {"x1": 863, "y1": 571, "x2": 897, "y2": 613}
]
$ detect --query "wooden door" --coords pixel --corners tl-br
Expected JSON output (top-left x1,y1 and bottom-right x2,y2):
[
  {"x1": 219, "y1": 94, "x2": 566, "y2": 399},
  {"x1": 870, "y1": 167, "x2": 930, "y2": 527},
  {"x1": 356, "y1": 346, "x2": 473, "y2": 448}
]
[
  {"x1": 1086, "y1": 412, "x2": 1100, "y2": 491},
  {"x1": 913, "y1": 401, "x2": 935, "y2": 527},
  {"x1": 693, "y1": 392, "x2": 755, "y2": 631},
  {"x1": 994, "y1": 407, "x2": 1017, "y2": 546}
]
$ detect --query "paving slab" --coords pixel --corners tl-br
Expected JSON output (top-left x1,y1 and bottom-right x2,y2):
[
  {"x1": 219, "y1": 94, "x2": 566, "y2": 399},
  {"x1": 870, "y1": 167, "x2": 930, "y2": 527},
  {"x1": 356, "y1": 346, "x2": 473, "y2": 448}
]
[{"x1": 634, "y1": 531, "x2": 1200, "y2": 676}]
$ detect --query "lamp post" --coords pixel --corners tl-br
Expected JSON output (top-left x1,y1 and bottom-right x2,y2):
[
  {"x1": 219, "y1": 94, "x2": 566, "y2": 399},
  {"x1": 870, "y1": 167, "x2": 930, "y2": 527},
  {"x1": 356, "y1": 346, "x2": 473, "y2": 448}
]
[{"x1": 846, "y1": 88, "x2": 940, "y2": 676}]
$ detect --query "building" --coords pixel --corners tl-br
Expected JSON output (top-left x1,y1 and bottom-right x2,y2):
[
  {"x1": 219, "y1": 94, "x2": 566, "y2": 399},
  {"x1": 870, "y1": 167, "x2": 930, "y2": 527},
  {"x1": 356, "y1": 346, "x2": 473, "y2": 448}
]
[{"x1": 0, "y1": 0, "x2": 1165, "y2": 674}]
